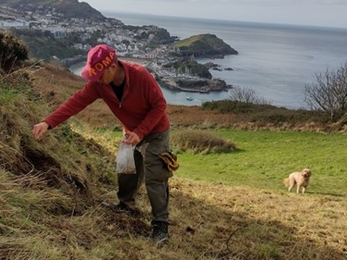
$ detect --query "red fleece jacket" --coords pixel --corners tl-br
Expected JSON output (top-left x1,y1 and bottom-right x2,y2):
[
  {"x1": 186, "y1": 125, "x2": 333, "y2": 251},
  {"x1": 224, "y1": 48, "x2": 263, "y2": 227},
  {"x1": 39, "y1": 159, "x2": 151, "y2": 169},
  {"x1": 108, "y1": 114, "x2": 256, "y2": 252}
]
[{"x1": 43, "y1": 60, "x2": 170, "y2": 140}]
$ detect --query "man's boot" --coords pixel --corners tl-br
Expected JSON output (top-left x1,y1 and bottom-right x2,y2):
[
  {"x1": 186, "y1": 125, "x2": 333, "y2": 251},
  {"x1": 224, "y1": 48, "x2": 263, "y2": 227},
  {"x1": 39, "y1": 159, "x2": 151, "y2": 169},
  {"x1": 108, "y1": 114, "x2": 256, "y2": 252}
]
[{"x1": 150, "y1": 221, "x2": 169, "y2": 243}]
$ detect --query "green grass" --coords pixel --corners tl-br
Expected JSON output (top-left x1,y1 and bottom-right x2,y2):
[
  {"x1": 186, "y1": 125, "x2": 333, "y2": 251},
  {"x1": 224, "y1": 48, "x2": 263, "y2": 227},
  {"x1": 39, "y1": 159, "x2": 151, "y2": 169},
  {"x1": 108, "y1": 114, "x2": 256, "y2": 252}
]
[
  {"x1": 0, "y1": 90, "x2": 18, "y2": 104},
  {"x1": 74, "y1": 125, "x2": 347, "y2": 197},
  {"x1": 174, "y1": 129, "x2": 347, "y2": 197}
]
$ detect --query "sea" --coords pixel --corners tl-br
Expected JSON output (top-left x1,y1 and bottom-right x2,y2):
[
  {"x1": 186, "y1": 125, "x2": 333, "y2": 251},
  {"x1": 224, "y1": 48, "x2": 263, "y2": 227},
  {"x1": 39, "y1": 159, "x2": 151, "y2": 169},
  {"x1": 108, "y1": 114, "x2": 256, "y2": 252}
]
[{"x1": 75, "y1": 12, "x2": 347, "y2": 109}]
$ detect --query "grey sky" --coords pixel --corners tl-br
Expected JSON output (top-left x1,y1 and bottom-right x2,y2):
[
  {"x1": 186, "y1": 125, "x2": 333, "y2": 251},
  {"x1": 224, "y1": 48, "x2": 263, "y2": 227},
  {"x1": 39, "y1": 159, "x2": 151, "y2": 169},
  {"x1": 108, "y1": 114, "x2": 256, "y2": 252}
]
[{"x1": 81, "y1": 0, "x2": 347, "y2": 28}]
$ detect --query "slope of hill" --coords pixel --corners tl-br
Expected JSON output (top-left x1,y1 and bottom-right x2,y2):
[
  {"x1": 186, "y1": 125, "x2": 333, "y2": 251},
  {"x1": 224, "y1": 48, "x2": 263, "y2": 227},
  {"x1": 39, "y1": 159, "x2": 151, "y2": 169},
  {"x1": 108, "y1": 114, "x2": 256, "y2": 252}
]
[
  {"x1": 0, "y1": 0, "x2": 106, "y2": 21},
  {"x1": 0, "y1": 63, "x2": 347, "y2": 259}
]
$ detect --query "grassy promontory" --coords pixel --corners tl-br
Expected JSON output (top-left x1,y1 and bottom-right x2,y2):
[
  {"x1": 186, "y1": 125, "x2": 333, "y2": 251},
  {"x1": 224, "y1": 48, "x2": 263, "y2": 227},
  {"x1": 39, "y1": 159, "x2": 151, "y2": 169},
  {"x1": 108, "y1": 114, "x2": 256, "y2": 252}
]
[{"x1": 1, "y1": 62, "x2": 346, "y2": 259}]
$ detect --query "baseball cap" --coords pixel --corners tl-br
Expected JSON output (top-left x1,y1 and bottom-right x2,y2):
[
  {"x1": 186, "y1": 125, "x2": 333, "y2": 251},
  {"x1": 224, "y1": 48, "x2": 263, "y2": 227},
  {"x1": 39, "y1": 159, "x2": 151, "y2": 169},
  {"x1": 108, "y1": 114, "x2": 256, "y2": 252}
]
[{"x1": 81, "y1": 44, "x2": 117, "y2": 82}]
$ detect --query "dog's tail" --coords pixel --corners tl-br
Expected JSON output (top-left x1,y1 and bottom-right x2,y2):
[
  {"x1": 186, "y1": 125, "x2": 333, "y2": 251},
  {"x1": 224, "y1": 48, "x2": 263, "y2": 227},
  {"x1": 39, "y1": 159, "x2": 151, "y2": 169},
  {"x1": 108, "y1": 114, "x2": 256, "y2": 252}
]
[{"x1": 283, "y1": 178, "x2": 290, "y2": 187}]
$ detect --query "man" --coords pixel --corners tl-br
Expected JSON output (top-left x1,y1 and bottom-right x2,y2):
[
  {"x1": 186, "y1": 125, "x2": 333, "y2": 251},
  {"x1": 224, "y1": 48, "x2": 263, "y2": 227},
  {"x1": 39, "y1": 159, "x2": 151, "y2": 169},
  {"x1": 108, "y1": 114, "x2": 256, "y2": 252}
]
[{"x1": 32, "y1": 44, "x2": 173, "y2": 243}]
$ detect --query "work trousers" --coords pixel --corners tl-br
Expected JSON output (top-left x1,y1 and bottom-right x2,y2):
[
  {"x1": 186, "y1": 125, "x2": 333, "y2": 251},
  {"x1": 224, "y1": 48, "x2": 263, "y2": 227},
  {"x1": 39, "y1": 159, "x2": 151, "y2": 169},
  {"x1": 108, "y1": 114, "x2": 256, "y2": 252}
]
[{"x1": 117, "y1": 130, "x2": 173, "y2": 224}]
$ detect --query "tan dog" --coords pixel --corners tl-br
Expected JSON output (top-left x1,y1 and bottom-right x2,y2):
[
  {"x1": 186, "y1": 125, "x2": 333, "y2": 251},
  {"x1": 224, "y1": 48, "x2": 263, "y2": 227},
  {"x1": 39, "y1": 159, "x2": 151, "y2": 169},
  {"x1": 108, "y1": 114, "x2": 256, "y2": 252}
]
[{"x1": 283, "y1": 168, "x2": 312, "y2": 194}]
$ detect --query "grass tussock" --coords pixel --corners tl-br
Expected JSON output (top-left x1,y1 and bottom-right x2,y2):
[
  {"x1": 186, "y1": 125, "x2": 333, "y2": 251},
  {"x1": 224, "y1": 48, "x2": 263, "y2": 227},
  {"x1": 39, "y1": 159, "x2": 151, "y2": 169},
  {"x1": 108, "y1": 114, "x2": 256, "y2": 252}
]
[
  {"x1": 1, "y1": 63, "x2": 347, "y2": 259},
  {"x1": 171, "y1": 129, "x2": 236, "y2": 154}
]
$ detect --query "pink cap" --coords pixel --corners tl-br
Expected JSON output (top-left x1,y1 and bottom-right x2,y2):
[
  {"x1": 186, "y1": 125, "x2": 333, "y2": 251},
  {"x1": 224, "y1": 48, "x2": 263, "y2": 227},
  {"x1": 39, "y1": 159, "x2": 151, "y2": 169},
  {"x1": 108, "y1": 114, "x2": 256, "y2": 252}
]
[{"x1": 81, "y1": 44, "x2": 117, "y2": 82}]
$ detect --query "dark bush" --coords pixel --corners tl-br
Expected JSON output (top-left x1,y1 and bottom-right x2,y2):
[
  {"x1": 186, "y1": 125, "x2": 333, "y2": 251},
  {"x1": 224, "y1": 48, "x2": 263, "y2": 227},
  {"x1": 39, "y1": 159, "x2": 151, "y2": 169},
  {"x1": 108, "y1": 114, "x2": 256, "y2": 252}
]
[{"x1": 0, "y1": 30, "x2": 29, "y2": 74}]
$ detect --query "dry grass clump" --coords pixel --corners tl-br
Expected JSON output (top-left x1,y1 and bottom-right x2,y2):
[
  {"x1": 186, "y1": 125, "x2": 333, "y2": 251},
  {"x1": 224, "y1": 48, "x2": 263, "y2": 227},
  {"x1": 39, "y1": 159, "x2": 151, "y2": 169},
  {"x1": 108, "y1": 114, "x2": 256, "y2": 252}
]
[
  {"x1": 0, "y1": 73, "x2": 119, "y2": 259},
  {"x1": 171, "y1": 129, "x2": 236, "y2": 154},
  {"x1": 0, "y1": 77, "x2": 114, "y2": 190}
]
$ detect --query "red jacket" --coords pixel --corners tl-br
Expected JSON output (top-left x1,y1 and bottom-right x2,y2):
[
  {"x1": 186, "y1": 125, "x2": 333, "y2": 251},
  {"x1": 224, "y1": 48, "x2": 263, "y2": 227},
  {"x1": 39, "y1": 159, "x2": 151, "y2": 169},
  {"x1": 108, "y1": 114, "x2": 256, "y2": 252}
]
[{"x1": 43, "y1": 60, "x2": 170, "y2": 140}]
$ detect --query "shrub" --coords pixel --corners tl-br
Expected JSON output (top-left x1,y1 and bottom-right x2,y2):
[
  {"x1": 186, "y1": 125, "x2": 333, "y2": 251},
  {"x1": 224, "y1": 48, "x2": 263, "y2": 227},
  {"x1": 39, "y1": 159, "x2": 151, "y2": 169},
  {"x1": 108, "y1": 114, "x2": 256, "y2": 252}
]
[
  {"x1": 0, "y1": 30, "x2": 29, "y2": 74},
  {"x1": 229, "y1": 86, "x2": 271, "y2": 105},
  {"x1": 171, "y1": 129, "x2": 236, "y2": 154},
  {"x1": 304, "y1": 63, "x2": 347, "y2": 121}
]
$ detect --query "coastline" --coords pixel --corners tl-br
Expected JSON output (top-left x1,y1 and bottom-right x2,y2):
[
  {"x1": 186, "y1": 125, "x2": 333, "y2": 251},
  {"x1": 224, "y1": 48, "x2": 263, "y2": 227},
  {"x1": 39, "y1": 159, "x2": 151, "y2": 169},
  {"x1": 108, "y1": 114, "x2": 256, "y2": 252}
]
[{"x1": 105, "y1": 13, "x2": 347, "y2": 109}]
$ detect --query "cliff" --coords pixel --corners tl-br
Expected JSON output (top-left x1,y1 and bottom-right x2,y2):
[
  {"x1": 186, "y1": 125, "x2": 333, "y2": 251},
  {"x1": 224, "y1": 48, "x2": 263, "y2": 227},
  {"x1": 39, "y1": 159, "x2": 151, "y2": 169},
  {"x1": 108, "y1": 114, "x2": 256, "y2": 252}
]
[{"x1": 175, "y1": 34, "x2": 238, "y2": 58}]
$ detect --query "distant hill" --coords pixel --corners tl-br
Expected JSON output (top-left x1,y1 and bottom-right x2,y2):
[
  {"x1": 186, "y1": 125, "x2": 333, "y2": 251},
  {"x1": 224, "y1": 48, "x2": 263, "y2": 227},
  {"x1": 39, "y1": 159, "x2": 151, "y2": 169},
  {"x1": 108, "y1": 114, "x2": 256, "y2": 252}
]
[
  {"x1": 175, "y1": 33, "x2": 238, "y2": 58},
  {"x1": 0, "y1": 0, "x2": 106, "y2": 21}
]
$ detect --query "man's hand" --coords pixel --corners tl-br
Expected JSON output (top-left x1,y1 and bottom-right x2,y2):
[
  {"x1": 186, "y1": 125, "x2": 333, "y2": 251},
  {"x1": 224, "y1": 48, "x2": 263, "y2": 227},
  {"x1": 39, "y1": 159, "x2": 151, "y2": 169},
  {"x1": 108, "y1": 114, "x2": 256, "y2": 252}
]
[
  {"x1": 32, "y1": 122, "x2": 49, "y2": 140},
  {"x1": 124, "y1": 132, "x2": 140, "y2": 145}
]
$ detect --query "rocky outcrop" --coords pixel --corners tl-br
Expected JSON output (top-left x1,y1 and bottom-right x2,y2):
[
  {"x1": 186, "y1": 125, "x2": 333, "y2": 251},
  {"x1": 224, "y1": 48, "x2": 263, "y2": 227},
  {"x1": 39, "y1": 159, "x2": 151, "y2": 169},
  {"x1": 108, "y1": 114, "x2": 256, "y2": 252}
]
[
  {"x1": 163, "y1": 57, "x2": 213, "y2": 79},
  {"x1": 157, "y1": 76, "x2": 231, "y2": 93},
  {"x1": 175, "y1": 34, "x2": 238, "y2": 59}
]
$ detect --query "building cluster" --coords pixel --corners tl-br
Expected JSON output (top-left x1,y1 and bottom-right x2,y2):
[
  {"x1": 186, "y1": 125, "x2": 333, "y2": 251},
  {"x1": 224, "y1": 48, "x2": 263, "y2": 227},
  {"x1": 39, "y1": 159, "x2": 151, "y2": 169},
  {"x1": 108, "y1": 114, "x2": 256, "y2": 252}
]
[
  {"x1": 0, "y1": 5, "x2": 229, "y2": 91},
  {"x1": 0, "y1": 4, "x2": 178, "y2": 60}
]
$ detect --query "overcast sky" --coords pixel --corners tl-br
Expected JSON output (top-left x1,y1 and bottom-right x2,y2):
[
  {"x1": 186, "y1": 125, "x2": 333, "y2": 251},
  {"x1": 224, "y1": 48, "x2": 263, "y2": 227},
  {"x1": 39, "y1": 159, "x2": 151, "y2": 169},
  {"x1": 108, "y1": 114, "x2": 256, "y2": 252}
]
[{"x1": 81, "y1": 0, "x2": 347, "y2": 29}]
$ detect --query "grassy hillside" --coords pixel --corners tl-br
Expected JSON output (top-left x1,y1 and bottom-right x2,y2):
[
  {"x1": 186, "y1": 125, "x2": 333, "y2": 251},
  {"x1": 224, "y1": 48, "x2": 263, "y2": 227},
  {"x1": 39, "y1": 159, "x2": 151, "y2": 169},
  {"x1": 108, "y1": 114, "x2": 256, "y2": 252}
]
[{"x1": 0, "y1": 62, "x2": 347, "y2": 259}]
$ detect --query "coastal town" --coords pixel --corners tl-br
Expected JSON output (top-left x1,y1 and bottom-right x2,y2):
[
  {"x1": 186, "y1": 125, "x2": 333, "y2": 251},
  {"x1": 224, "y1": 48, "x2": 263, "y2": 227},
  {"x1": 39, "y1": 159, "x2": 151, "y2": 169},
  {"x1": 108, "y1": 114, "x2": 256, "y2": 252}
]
[
  {"x1": 0, "y1": 2, "x2": 234, "y2": 93},
  {"x1": 0, "y1": 4, "x2": 176, "y2": 58}
]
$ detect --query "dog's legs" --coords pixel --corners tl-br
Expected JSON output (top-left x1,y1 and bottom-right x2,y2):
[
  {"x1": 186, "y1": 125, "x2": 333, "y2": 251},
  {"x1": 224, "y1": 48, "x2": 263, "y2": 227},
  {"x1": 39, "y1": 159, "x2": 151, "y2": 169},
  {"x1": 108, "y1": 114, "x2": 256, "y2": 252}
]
[
  {"x1": 296, "y1": 185, "x2": 300, "y2": 194},
  {"x1": 301, "y1": 187, "x2": 306, "y2": 194},
  {"x1": 288, "y1": 179, "x2": 295, "y2": 192}
]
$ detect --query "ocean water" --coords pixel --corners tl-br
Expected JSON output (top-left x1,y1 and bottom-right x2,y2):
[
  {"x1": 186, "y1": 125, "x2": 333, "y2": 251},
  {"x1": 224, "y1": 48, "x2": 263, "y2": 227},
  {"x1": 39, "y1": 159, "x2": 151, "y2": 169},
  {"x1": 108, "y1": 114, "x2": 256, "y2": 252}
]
[{"x1": 101, "y1": 12, "x2": 347, "y2": 109}]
